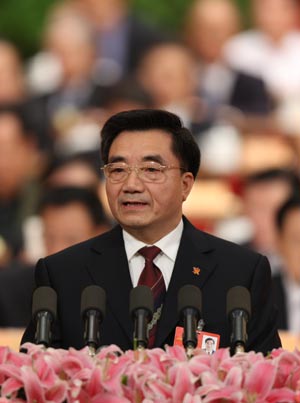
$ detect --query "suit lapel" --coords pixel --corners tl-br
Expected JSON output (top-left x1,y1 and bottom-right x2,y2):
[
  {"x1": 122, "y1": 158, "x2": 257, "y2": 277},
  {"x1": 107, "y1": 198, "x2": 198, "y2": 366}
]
[
  {"x1": 155, "y1": 220, "x2": 217, "y2": 347},
  {"x1": 85, "y1": 226, "x2": 134, "y2": 344}
]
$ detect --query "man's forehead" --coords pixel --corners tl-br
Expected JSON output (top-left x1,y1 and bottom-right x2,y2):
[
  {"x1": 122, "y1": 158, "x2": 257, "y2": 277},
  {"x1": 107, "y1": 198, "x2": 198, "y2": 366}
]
[{"x1": 108, "y1": 129, "x2": 174, "y2": 159}]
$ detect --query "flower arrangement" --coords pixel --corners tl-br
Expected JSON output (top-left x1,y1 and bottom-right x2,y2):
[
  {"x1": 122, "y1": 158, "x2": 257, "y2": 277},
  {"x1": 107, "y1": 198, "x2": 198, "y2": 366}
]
[{"x1": 1, "y1": 343, "x2": 300, "y2": 403}]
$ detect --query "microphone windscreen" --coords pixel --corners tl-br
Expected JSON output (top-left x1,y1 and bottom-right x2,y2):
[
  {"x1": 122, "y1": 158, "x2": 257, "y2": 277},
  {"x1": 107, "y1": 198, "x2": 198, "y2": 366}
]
[
  {"x1": 129, "y1": 285, "x2": 154, "y2": 317},
  {"x1": 81, "y1": 285, "x2": 106, "y2": 318},
  {"x1": 177, "y1": 285, "x2": 202, "y2": 316},
  {"x1": 32, "y1": 286, "x2": 57, "y2": 320},
  {"x1": 226, "y1": 286, "x2": 251, "y2": 318}
]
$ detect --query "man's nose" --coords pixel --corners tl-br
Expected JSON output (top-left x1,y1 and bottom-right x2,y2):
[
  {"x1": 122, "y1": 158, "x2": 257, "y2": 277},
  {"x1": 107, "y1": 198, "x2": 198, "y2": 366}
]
[{"x1": 122, "y1": 168, "x2": 144, "y2": 190}]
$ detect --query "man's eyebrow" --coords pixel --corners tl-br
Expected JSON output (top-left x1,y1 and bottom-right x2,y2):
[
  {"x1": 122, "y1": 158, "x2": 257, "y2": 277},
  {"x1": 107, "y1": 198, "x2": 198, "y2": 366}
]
[
  {"x1": 142, "y1": 155, "x2": 165, "y2": 164},
  {"x1": 108, "y1": 155, "x2": 166, "y2": 164},
  {"x1": 107, "y1": 156, "x2": 126, "y2": 163}
]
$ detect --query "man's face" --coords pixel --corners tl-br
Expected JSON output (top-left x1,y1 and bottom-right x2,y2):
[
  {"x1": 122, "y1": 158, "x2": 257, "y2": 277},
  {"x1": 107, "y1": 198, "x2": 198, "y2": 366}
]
[
  {"x1": 205, "y1": 339, "x2": 214, "y2": 351},
  {"x1": 105, "y1": 130, "x2": 194, "y2": 243}
]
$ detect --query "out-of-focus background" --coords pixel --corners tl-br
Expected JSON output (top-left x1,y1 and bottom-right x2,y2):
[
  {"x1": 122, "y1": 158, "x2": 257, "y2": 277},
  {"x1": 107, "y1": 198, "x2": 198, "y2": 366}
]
[{"x1": 0, "y1": 0, "x2": 300, "y2": 351}]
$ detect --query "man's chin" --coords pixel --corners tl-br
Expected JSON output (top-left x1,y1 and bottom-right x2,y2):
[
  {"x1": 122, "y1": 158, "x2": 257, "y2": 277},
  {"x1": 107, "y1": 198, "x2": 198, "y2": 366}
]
[{"x1": 121, "y1": 219, "x2": 149, "y2": 231}]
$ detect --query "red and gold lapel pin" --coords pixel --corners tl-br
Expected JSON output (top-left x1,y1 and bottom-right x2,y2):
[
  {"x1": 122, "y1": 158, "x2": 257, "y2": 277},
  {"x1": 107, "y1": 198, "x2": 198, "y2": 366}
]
[{"x1": 192, "y1": 267, "x2": 201, "y2": 276}]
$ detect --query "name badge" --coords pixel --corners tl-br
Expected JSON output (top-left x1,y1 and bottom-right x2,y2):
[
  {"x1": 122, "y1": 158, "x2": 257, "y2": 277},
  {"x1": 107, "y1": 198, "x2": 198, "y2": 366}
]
[{"x1": 174, "y1": 326, "x2": 220, "y2": 354}]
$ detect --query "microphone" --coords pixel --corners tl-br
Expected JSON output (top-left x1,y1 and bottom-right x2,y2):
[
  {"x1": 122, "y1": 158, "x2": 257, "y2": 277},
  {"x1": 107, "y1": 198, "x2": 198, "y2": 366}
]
[
  {"x1": 32, "y1": 286, "x2": 57, "y2": 348},
  {"x1": 81, "y1": 285, "x2": 106, "y2": 355},
  {"x1": 129, "y1": 285, "x2": 154, "y2": 350},
  {"x1": 226, "y1": 286, "x2": 251, "y2": 355},
  {"x1": 178, "y1": 285, "x2": 202, "y2": 357}
]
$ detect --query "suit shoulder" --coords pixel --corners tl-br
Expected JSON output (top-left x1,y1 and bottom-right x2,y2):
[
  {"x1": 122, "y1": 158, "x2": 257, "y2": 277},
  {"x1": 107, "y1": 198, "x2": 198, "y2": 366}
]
[{"x1": 42, "y1": 227, "x2": 120, "y2": 267}]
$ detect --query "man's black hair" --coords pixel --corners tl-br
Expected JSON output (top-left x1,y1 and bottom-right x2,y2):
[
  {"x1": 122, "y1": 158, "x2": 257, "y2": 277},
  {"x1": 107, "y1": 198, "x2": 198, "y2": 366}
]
[{"x1": 100, "y1": 109, "x2": 201, "y2": 179}]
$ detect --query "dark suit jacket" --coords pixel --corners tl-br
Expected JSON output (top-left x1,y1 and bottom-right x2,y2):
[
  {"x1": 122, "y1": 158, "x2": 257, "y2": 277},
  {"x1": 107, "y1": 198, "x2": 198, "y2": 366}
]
[
  {"x1": 0, "y1": 263, "x2": 35, "y2": 327},
  {"x1": 21, "y1": 218, "x2": 281, "y2": 353},
  {"x1": 230, "y1": 70, "x2": 273, "y2": 115}
]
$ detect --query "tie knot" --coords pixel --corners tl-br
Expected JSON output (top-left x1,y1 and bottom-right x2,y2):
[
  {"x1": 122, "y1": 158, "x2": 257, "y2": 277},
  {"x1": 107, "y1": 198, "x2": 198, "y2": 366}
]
[{"x1": 138, "y1": 245, "x2": 161, "y2": 262}]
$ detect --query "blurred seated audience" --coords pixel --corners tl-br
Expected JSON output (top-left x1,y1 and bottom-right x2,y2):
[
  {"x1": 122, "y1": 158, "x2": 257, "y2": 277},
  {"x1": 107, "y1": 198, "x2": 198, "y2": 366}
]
[
  {"x1": 272, "y1": 197, "x2": 300, "y2": 332},
  {"x1": 183, "y1": 0, "x2": 273, "y2": 121},
  {"x1": 0, "y1": 105, "x2": 41, "y2": 268},
  {"x1": 0, "y1": 186, "x2": 111, "y2": 327}
]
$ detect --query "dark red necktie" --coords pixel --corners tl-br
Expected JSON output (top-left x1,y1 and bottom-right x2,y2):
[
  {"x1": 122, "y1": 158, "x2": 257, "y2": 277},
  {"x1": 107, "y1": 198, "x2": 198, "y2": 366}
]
[{"x1": 138, "y1": 246, "x2": 166, "y2": 347}]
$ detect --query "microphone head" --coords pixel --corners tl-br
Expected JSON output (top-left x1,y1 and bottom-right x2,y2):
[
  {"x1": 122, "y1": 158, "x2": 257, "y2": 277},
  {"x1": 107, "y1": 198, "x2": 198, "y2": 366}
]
[
  {"x1": 81, "y1": 285, "x2": 106, "y2": 318},
  {"x1": 32, "y1": 286, "x2": 57, "y2": 321},
  {"x1": 129, "y1": 285, "x2": 154, "y2": 318},
  {"x1": 177, "y1": 285, "x2": 202, "y2": 318},
  {"x1": 226, "y1": 286, "x2": 251, "y2": 318}
]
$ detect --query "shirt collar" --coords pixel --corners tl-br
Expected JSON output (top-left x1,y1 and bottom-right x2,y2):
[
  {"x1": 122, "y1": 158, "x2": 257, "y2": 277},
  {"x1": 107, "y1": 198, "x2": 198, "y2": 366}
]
[{"x1": 123, "y1": 219, "x2": 184, "y2": 262}]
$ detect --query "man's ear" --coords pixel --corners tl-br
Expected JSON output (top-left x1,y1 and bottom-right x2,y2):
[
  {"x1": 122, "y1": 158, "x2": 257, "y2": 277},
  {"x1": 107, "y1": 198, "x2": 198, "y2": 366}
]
[{"x1": 182, "y1": 172, "x2": 195, "y2": 202}]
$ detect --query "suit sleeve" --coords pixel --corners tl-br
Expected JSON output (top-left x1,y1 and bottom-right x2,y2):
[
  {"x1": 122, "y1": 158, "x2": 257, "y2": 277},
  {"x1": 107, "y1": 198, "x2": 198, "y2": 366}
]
[{"x1": 247, "y1": 255, "x2": 281, "y2": 353}]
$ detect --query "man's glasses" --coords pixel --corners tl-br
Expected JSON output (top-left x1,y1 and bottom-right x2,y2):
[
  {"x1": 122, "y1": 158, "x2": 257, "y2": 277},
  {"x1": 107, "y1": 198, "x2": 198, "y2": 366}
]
[{"x1": 101, "y1": 161, "x2": 185, "y2": 183}]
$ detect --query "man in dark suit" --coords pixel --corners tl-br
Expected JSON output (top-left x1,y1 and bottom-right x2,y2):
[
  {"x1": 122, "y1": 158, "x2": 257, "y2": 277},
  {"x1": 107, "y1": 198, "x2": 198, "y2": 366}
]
[
  {"x1": 22, "y1": 109, "x2": 281, "y2": 353},
  {"x1": 272, "y1": 196, "x2": 300, "y2": 332}
]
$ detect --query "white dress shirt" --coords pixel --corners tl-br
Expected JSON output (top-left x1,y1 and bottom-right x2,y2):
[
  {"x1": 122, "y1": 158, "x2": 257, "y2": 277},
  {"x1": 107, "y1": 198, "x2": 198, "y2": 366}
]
[
  {"x1": 224, "y1": 30, "x2": 300, "y2": 100},
  {"x1": 123, "y1": 220, "x2": 183, "y2": 289}
]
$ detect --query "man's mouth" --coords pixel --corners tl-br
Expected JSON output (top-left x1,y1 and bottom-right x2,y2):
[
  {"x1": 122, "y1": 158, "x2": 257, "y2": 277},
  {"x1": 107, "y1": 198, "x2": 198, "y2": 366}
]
[{"x1": 123, "y1": 201, "x2": 147, "y2": 206}]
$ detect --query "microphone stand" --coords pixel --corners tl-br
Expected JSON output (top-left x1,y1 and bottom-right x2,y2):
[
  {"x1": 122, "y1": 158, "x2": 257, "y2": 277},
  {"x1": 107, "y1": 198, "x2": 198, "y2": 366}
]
[
  {"x1": 230, "y1": 309, "x2": 248, "y2": 355},
  {"x1": 183, "y1": 307, "x2": 198, "y2": 359},
  {"x1": 83, "y1": 309, "x2": 101, "y2": 357},
  {"x1": 133, "y1": 308, "x2": 150, "y2": 361}
]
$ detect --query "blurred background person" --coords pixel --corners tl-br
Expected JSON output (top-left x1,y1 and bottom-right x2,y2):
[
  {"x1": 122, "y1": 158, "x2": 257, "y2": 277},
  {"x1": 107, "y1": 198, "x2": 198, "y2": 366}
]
[
  {"x1": 135, "y1": 41, "x2": 211, "y2": 135},
  {"x1": 240, "y1": 168, "x2": 300, "y2": 275},
  {"x1": 0, "y1": 185, "x2": 111, "y2": 327},
  {"x1": 272, "y1": 196, "x2": 300, "y2": 332},
  {"x1": 0, "y1": 39, "x2": 51, "y2": 153},
  {"x1": 72, "y1": 0, "x2": 168, "y2": 84},
  {"x1": 183, "y1": 0, "x2": 273, "y2": 122},
  {"x1": 27, "y1": 3, "x2": 110, "y2": 156},
  {"x1": 0, "y1": 105, "x2": 41, "y2": 269},
  {"x1": 39, "y1": 185, "x2": 111, "y2": 256},
  {"x1": 224, "y1": 0, "x2": 300, "y2": 104},
  {"x1": 23, "y1": 152, "x2": 109, "y2": 264}
]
